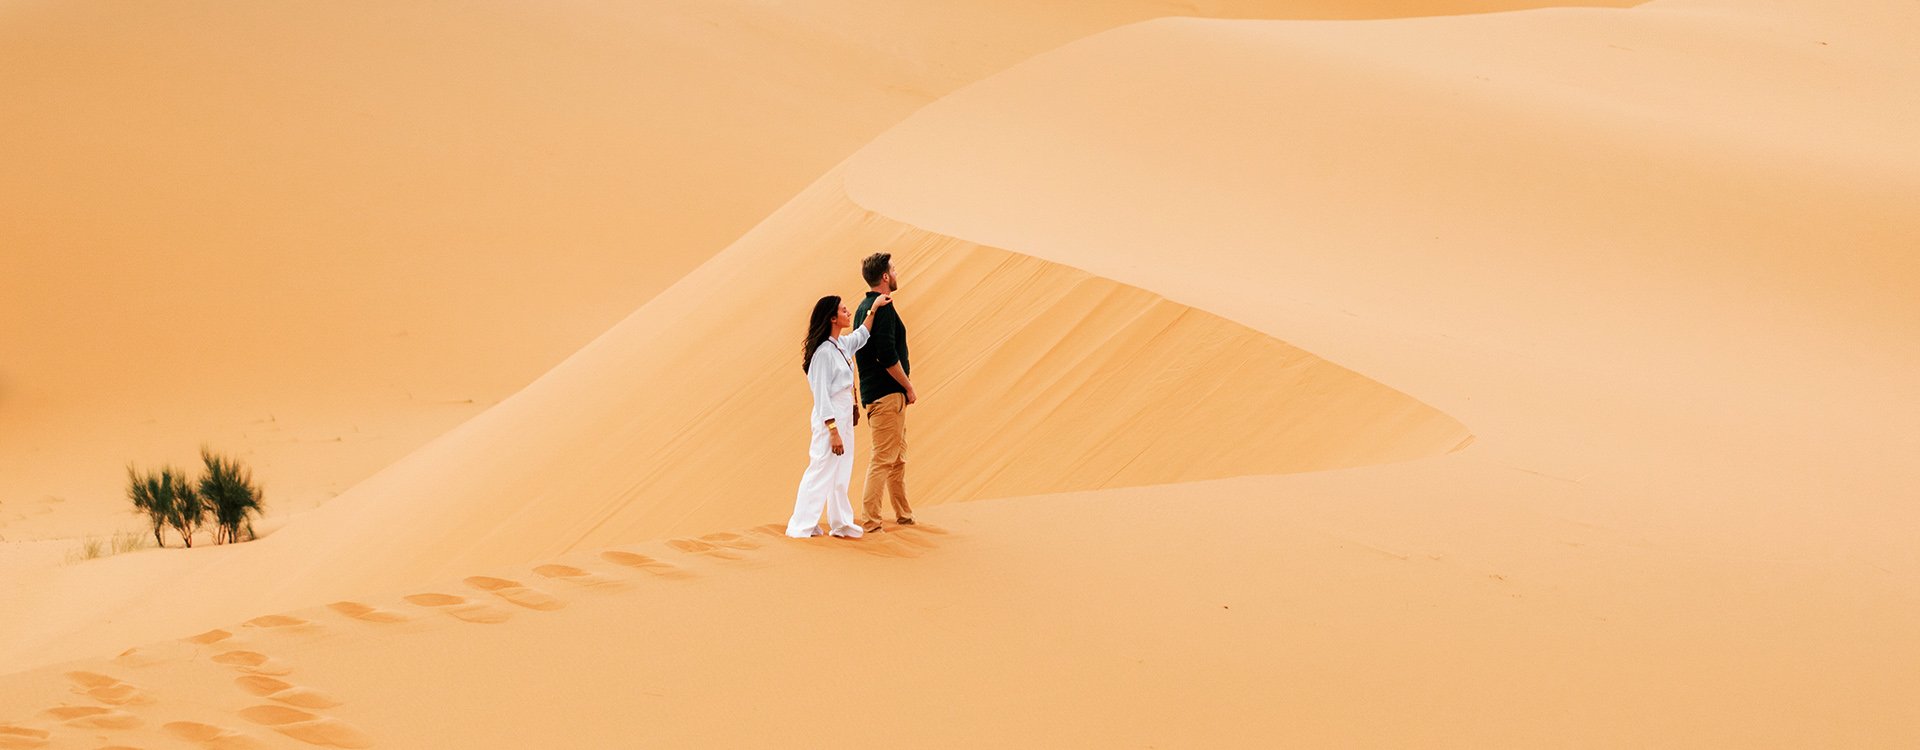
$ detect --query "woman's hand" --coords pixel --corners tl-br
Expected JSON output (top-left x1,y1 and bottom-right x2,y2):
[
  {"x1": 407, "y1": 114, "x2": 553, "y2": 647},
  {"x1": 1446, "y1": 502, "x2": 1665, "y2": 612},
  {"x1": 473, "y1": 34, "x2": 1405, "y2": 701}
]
[
  {"x1": 830, "y1": 429, "x2": 845, "y2": 455},
  {"x1": 861, "y1": 294, "x2": 892, "y2": 330}
]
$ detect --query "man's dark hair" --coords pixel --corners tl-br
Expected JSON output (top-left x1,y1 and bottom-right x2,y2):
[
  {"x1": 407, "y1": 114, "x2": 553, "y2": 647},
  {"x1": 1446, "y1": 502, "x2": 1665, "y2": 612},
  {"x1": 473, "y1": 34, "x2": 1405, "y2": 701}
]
[{"x1": 861, "y1": 252, "x2": 892, "y2": 287}]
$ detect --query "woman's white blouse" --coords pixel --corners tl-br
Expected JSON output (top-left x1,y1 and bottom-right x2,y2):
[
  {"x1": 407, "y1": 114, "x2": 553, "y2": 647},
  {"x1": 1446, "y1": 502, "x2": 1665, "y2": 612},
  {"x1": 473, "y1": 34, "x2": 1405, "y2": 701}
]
[{"x1": 807, "y1": 326, "x2": 870, "y2": 426}]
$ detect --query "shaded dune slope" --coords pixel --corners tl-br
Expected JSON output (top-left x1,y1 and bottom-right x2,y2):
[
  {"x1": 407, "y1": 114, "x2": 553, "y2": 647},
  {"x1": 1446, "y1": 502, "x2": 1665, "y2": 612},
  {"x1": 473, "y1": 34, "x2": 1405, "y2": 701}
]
[
  {"x1": 4, "y1": 0, "x2": 1917, "y2": 744},
  {"x1": 845, "y1": 5, "x2": 1920, "y2": 386},
  {"x1": 0, "y1": 170, "x2": 1468, "y2": 672},
  {"x1": 0, "y1": 0, "x2": 1620, "y2": 538},
  {"x1": 827, "y1": 0, "x2": 1920, "y2": 731},
  {"x1": 267, "y1": 172, "x2": 1472, "y2": 583}
]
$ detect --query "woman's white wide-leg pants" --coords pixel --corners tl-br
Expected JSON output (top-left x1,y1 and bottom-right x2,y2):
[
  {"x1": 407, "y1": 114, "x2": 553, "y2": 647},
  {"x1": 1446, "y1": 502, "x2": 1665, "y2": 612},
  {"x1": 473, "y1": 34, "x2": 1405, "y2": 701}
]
[{"x1": 787, "y1": 416, "x2": 863, "y2": 538}]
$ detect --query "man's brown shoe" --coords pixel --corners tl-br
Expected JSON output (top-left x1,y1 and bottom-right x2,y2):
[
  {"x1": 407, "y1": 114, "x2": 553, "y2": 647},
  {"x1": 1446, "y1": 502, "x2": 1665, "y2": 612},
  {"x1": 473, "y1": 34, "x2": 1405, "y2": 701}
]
[
  {"x1": 862, "y1": 522, "x2": 885, "y2": 533},
  {"x1": 896, "y1": 518, "x2": 916, "y2": 526}
]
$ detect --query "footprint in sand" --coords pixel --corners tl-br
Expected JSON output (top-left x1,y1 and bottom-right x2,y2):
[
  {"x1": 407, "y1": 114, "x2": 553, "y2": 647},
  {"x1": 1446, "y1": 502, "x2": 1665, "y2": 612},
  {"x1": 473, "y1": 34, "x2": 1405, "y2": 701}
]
[
  {"x1": 531, "y1": 564, "x2": 624, "y2": 589},
  {"x1": 402, "y1": 592, "x2": 511, "y2": 624},
  {"x1": 861, "y1": 523, "x2": 949, "y2": 555},
  {"x1": 234, "y1": 675, "x2": 341, "y2": 709},
  {"x1": 238, "y1": 705, "x2": 372, "y2": 748},
  {"x1": 847, "y1": 535, "x2": 924, "y2": 559},
  {"x1": 599, "y1": 550, "x2": 689, "y2": 578},
  {"x1": 325, "y1": 602, "x2": 408, "y2": 624},
  {"x1": 463, "y1": 576, "x2": 564, "y2": 611},
  {"x1": 667, "y1": 538, "x2": 744, "y2": 560},
  {"x1": 186, "y1": 629, "x2": 234, "y2": 645},
  {"x1": 64, "y1": 671, "x2": 153, "y2": 706},
  {"x1": 210, "y1": 650, "x2": 293, "y2": 676},
  {"x1": 749, "y1": 523, "x2": 790, "y2": 539},
  {"x1": 697, "y1": 531, "x2": 761, "y2": 551},
  {"x1": 113, "y1": 641, "x2": 194, "y2": 668},
  {"x1": 42, "y1": 706, "x2": 140, "y2": 730},
  {"x1": 0, "y1": 724, "x2": 50, "y2": 750},
  {"x1": 164, "y1": 720, "x2": 268, "y2": 750},
  {"x1": 888, "y1": 529, "x2": 940, "y2": 550},
  {"x1": 242, "y1": 614, "x2": 313, "y2": 630},
  {"x1": 113, "y1": 647, "x2": 163, "y2": 668}
]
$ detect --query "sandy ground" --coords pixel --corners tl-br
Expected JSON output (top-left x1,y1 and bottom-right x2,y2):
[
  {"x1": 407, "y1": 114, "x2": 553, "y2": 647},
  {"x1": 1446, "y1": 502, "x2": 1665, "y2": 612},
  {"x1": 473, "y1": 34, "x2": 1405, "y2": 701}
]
[
  {"x1": 0, "y1": 169, "x2": 1475, "y2": 676},
  {"x1": 0, "y1": 0, "x2": 1625, "y2": 539},
  {"x1": 3, "y1": 0, "x2": 1916, "y2": 746}
]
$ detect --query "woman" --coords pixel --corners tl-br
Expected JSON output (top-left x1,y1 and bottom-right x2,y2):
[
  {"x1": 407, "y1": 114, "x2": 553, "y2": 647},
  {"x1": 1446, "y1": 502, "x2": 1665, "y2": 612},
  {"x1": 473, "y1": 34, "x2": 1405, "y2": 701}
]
[{"x1": 787, "y1": 292, "x2": 891, "y2": 538}]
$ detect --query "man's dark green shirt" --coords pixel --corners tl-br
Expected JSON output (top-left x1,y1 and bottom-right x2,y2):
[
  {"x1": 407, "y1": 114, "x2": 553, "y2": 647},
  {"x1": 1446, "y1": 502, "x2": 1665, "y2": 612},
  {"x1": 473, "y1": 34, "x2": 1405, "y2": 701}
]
[{"x1": 853, "y1": 291, "x2": 909, "y2": 406}]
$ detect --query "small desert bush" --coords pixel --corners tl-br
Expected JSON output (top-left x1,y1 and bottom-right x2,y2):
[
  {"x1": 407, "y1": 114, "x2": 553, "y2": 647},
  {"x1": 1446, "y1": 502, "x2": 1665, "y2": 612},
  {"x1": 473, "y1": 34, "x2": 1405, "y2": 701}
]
[
  {"x1": 126, "y1": 448, "x2": 266, "y2": 547},
  {"x1": 198, "y1": 446, "x2": 263, "y2": 544},
  {"x1": 126, "y1": 464, "x2": 203, "y2": 548}
]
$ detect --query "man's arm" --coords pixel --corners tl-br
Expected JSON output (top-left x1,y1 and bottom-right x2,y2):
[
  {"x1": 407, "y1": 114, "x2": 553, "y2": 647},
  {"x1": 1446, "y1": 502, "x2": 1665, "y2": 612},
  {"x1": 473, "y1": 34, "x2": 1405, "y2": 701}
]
[{"x1": 867, "y1": 303, "x2": 898, "y2": 370}]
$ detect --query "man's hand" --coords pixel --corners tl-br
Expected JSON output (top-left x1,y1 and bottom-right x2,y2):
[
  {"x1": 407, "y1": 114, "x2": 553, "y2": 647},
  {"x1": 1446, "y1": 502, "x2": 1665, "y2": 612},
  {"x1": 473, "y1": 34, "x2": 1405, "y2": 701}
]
[
  {"x1": 830, "y1": 431, "x2": 845, "y2": 455},
  {"x1": 905, "y1": 385, "x2": 918, "y2": 406}
]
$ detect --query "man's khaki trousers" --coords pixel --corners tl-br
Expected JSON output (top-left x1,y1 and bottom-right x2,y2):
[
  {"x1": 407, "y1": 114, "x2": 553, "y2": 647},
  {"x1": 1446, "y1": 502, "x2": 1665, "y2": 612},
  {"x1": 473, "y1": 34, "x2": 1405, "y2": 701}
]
[{"x1": 861, "y1": 392, "x2": 912, "y2": 528}]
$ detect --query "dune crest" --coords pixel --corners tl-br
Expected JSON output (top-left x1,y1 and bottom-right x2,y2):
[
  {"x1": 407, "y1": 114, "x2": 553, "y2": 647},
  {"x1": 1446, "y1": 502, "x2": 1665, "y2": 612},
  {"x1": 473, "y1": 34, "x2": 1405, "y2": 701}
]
[
  {"x1": 266, "y1": 172, "x2": 1469, "y2": 578},
  {"x1": 0, "y1": 169, "x2": 1467, "y2": 673},
  {"x1": 0, "y1": 0, "x2": 1620, "y2": 540},
  {"x1": 5, "y1": 0, "x2": 1915, "y2": 744}
]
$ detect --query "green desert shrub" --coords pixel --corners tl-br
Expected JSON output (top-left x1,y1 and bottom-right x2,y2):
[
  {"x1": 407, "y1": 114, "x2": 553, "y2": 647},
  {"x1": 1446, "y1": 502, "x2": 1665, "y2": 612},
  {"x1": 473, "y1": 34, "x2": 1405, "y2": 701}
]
[
  {"x1": 127, "y1": 465, "x2": 170, "y2": 547},
  {"x1": 198, "y1": 447, "x2": 263, "y2": 544},
  {"x1": 126, "y1": 464, "x2": 203, "y2": 548}
]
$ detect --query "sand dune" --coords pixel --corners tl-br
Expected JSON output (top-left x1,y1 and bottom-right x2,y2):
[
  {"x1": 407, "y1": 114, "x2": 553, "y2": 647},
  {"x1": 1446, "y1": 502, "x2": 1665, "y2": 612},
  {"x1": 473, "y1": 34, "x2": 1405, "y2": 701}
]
[
  {"x1": 833, "y1": 0, "x2": 1920, "y2": 739},
  {"x1": 0, "y1": 0, "x2": 1620, "y2": 540},
  {"x1": 840, "y1": 0, "x2": 1920, "y2": 535},
  {"x1": 3, "y1": 0, "x2": 1916, "y2": 745},
  {"x1": 0, "y1": 169, "x2": 1470, "y2": 673},
  {"x1": 2, "y1": 469, "x2": 1911, "y2": 746},
  {"x1": 273, "y1": 175, "x2": 1474, "y2": 573}
]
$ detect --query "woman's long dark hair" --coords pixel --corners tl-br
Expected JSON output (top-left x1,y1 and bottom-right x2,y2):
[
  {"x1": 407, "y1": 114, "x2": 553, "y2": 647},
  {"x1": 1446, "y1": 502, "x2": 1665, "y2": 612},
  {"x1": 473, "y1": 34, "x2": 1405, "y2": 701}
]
[{"x1": 801, "y1": 295, "x2": 840, "y2": 373}]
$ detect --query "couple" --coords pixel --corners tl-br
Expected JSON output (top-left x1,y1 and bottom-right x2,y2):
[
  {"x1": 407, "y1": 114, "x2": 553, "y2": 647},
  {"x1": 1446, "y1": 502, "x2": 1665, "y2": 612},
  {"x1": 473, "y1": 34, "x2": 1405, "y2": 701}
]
[{"x1": 786, "y1": 252, "x2": 917, "y2": 539}]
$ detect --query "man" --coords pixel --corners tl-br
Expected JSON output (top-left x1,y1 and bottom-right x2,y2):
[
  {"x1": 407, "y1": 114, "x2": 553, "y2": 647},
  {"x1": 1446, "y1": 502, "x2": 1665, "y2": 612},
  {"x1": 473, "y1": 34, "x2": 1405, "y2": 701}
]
[{"x1": 852, "y1": 251, "x2": 915, "y2": 532}]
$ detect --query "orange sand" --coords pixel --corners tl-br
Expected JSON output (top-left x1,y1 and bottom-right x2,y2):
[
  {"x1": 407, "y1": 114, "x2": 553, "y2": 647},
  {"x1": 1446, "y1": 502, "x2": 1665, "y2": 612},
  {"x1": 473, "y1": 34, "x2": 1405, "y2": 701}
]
[{"x1": 3, "y1": 0, "x2": 1915, "y2": 746}]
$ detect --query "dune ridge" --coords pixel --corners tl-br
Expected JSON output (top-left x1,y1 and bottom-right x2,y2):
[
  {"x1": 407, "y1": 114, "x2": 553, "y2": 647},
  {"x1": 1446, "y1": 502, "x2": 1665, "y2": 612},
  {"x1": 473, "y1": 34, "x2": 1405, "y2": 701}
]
[
  {"x1": 276, "y1": 174, "x2": 1472, "y2": 570},
  {"x1": 0, "y1": 0, "x2": 1622, "y2": 540},
  {"x1": 825, "y1": 0, "x2": 1919, "y2": 740},
  {"x1": 0, "y1": 168, "x2": 1468, "y2": 674},
  {"x1": 5, "y1": 0, "x2": 1917, "y2": 744}
]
